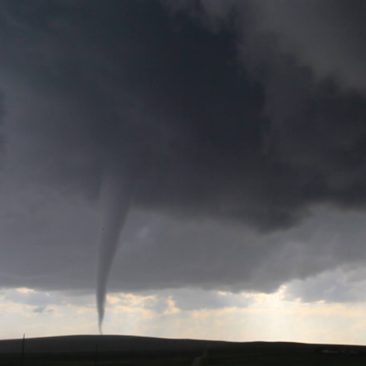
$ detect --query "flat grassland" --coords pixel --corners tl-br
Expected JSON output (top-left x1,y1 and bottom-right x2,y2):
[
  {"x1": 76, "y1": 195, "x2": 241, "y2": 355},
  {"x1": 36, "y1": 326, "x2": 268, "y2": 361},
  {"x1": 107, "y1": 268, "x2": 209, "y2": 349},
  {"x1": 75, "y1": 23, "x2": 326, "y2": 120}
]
[{"x1": 0, "y1": 335, "x2": 365, "y2": 365}]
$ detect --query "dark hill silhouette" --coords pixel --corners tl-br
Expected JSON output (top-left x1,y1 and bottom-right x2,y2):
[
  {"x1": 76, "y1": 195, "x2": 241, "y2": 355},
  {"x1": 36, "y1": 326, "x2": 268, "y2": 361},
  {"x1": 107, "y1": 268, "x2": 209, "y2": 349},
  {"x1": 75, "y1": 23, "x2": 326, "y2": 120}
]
[{"x1": 0, "y1": 335, "x2": 366, "y2": 365}]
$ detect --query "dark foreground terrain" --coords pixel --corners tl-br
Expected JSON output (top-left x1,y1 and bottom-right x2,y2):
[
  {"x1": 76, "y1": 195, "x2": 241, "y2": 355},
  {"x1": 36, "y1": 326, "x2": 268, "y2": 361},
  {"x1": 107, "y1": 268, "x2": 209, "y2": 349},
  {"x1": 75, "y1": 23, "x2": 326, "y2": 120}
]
[{"x1": 0, "y1": 335, "x2": 365, "y2": 365}]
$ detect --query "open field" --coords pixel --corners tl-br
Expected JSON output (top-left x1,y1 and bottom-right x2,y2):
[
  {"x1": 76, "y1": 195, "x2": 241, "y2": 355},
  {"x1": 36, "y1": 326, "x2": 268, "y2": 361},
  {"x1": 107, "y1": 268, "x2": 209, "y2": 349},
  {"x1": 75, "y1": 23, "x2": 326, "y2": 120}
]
[{"x1": 1, "y1": 335, "x2": 366, "y2": 365}]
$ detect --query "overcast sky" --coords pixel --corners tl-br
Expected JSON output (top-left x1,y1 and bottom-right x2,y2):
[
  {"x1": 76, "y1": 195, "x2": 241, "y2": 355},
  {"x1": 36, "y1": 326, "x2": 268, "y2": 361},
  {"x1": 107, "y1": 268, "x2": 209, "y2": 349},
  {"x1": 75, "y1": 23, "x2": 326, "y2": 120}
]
[{"x1": 1, "y1": 0, "x2": 366, "y2": 342}]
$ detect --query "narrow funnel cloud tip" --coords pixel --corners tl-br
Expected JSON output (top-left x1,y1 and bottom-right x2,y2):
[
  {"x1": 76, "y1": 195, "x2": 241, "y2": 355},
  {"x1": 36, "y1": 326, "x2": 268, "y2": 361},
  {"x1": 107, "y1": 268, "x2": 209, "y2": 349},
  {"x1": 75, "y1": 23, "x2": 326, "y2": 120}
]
[
  {"x1": 96, "y1": 169, "x2": 131, "y2": 333},
  {"x1": 98, "y1": 319, "x2": 103, "y2": 336}
]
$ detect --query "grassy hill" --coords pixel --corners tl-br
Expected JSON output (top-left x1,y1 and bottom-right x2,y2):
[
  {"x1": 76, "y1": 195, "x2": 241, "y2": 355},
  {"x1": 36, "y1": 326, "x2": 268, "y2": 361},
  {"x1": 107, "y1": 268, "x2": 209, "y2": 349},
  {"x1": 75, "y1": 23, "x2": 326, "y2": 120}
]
[{"x1": 0, "y1": 335, "x2": 365, "y2": 365}]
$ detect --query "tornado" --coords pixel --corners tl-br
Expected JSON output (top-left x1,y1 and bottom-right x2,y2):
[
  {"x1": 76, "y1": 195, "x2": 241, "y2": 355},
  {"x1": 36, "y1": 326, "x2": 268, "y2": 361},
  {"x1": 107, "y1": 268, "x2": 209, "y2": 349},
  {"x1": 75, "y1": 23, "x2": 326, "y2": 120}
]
[{"x1": 96, "y1": 168, "x2": 131, "y2": 334}]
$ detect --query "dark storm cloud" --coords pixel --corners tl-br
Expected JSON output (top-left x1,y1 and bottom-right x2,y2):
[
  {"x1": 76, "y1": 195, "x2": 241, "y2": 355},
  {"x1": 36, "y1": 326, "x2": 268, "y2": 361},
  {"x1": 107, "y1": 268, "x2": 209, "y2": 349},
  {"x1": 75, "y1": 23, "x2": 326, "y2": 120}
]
[
  {"x1": 2, "y1": 0, "x2": 366, "y2": 227},
  {"x1": 252, "y1": 0, "x2": 366, "y2": 91},
  {"x1": 0, "y1": 0, "x2": 305, "y2": 229},
  {"x1": 0, "y1": 93, "x2": 4, "y2": 156},
  {"x1": 1, "y1": 0, "x2": 366, "y2": 301}
]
